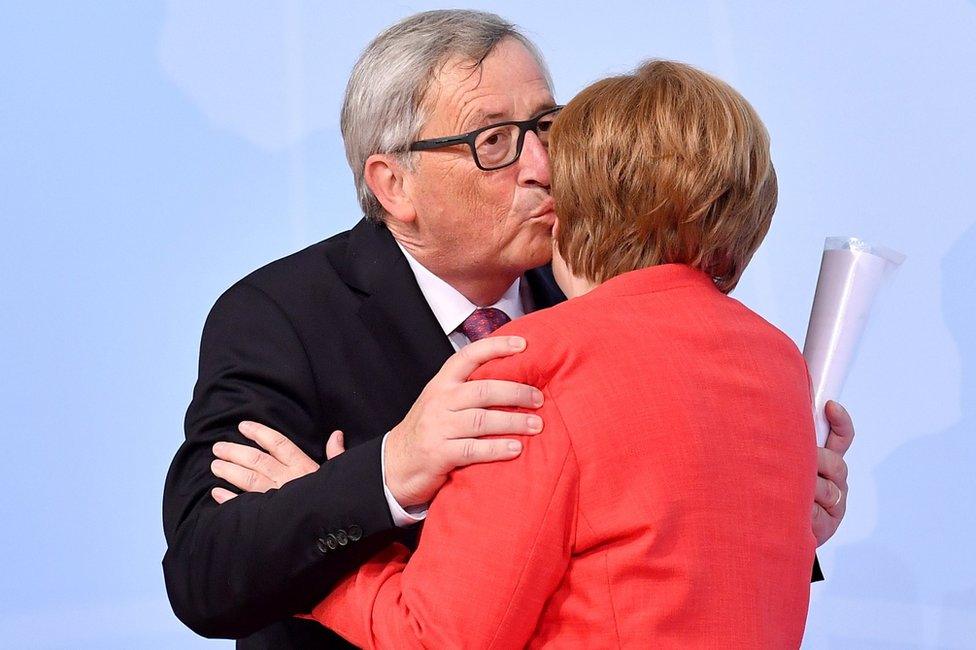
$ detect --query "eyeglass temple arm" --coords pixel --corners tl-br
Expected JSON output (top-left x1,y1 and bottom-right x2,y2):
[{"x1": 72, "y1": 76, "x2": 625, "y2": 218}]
[{"x1": 409, "y1": 136, "x2": 468, "y2": 152}]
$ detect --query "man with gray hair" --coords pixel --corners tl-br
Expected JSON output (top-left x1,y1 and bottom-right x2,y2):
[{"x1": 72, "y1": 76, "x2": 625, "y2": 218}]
[{"x1": 162, "y1": 10, "x2": 854, "y2": 648}]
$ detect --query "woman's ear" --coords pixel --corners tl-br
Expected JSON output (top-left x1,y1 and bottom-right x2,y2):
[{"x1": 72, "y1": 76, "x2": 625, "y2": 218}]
[
  {"x1": 551, "y1": 217, "x2": 562, "y2": 258},
  {"x1": 363, "y1": 154, "x2": 417, "y2": 224}
]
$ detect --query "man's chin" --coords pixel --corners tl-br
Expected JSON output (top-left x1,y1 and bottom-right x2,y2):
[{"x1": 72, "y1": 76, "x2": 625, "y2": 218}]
[{"x1": 522, "y1": 235, "x2": 555, "y2": 269}]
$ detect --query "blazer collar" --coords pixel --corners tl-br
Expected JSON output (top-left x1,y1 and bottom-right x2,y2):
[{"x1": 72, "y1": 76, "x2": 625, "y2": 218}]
[
  {"x1": 524, "y1": 263, "x2": 567, "y2": 310},
  {"x1": 339, "y1": 217, "x2": 404, "y2": 296},
  {"x1": 339, "y1": 218, "x2": 455, "y2": 395}
]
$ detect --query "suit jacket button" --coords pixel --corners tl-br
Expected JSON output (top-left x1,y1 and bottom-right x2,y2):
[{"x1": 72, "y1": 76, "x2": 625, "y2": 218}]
[
  {"x1": 335, "y1": 530, "x2": 349, "y2": 546},
  {"x1": 325, "y1": 534, "x2": 339, "y2": 551},
  {"x1": 347, "y1": 525, "x2": 363, "y2": 541},
  {"x1": 316, "y1": 537, "x2": 329, "y2": 554}
]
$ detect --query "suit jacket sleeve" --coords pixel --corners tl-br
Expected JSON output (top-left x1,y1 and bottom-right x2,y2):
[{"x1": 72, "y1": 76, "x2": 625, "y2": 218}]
[
  {"x1": 302, "y1": 385, "x2": 580, "y2": 649},
  {"x1": 162, "y1": 280, "x2": 397, "y2": 639}
]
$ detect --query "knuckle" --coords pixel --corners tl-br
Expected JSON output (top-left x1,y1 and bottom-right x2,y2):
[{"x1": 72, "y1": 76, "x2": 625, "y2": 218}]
[
  {"x1": 471, "y1": 410, "x2": 488, "y2": 433},
  {"x1": 442, "y1": 385, "x2": 459, "y2": 405},
  {"x1": 821, "y1": 488, "x2": 834, "y2": 506},
  {"x1": 432, "y1": 386, "x2": 452, "y2": 406},
  {"x1": 476, "y1": 381, "x2": 492, "y2": 402},
  {"x1": 828, "y1": 455, "x2": 846, "y2": 481},
  {"x1": 271, "y1": 434, "x2": 288, "y2": 450},
  {"x1": 820, "y1": 449, "x2": 838, "y2": 475},
  {"x1": 281, "y1": 451, "x2": 299, "y2": 467},
  {"x1": 816, "y1": 479, "x2": 829, "y2": 501},
  {"x1": 461, "y1": 440, "x2": 478, "y2": 461}
]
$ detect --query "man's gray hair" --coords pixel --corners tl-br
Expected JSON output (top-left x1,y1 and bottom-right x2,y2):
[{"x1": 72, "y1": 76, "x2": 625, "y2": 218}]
[{"x1": 341, "y1": 10, "x2": 553, "y2": 221}]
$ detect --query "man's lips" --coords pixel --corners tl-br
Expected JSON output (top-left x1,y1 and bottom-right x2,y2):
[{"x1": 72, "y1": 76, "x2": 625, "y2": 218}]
[{"x1": 528, "y1": 198, "x2": 555, "y2": 219}]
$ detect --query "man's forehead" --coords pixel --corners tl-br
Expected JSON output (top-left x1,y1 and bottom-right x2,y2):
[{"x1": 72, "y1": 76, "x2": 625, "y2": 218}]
[{"x1": 426, "y1": 53, "x2": 554, "y2": 127}]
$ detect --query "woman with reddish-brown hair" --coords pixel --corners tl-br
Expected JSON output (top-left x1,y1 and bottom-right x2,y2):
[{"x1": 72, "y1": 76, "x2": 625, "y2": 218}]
[{"x1": 304, "y1": 60, "x2": 818, "y2": 648}]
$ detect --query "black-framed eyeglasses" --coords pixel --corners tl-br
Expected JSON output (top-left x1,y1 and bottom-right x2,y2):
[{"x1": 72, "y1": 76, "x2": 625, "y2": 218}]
[{"x1": 408, "y1": 105, "x2": 564, "y2": 171}]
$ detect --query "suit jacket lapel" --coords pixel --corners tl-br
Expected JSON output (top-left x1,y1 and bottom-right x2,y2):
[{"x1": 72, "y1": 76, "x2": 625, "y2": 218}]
[{"x1": 340, "y1": 219, "x2": 455, "y2": 404}]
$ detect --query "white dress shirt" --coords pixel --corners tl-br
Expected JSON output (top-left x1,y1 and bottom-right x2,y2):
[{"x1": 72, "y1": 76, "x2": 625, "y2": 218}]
[{"x1": 381, "y1": 241, "x2": 534, "y2": 526}]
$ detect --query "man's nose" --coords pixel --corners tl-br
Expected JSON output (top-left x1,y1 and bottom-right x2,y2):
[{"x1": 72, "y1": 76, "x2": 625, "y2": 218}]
[{"x1": 517, "y1": 130, "x2": 551, "y2": 189}]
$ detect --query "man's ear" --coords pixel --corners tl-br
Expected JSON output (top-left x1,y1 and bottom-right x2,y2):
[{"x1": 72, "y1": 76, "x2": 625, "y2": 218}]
[{"x1": 363, "y1": 154, "x2": 417, "y2": 224}]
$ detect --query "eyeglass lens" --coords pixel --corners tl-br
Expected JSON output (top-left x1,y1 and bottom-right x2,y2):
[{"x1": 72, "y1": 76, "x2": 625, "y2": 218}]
[{"x1": 474, "y1": 112, "x2": 558, "y2": 169}]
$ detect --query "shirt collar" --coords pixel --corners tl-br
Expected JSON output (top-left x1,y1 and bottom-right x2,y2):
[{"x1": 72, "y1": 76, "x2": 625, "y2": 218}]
[{"x1": 394, "y1": 240, "x2": 525, "y2": 336}]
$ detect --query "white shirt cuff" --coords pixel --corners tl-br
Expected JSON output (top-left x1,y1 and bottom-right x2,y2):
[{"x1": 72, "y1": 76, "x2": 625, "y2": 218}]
[{"x1": 381, "y1": 432, "x2": 428, "y2": 527}]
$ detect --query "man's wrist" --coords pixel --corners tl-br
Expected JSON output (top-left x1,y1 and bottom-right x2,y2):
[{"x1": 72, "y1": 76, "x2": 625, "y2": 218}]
[{"x1": 381, "y1": 432, "x2": 428, "y2": 527}]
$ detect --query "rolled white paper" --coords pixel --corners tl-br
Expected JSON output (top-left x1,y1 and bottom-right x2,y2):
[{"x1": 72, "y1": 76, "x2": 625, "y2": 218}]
[{"x1": 802, "y1": 237, "x2": 905, "y2": 446}]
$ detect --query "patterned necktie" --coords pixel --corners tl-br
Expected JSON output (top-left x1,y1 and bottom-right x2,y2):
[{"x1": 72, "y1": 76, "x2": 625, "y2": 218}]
[{"x1": 459, "y1": 307, "x2": 511, "y2": 342}]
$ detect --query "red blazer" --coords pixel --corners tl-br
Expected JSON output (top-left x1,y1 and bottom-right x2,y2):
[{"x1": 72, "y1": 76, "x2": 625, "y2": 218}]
[{"x1": 304, "y1": 264, "x2": 818, "y2": 648}]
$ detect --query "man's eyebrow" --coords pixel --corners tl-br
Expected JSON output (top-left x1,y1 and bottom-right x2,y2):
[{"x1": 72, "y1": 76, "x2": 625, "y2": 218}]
[
  {"x1": 464, "y1": 103, "x2": 558, "y2": 131},
  {"x1": 462, "y1": 110, "x2": 506, "y2": 130},
  {"x1": 531, "y1": 101, "x2": 559, "y2": 114}
]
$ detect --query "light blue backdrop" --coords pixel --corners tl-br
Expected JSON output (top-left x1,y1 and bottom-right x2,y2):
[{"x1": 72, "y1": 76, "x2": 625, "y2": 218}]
[{"x1": 2, "y1": 1, "x2": 973, "y2": 647}]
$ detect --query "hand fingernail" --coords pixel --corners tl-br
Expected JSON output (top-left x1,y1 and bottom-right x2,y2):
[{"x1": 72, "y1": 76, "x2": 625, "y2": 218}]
[
  {"x1": 510, "y1": 337, "x2": 526, "y2": 350},
  {"x1": 528, "y1": 415, "x2": 543, "y2": 431},
  {"x1": 239, "y1": 421, "x2": 254, "y2": 432},
  {"x1": 213, "y1": 442, "x2": 225, "y2": 453},
  {"x1": 533, "y1": 391, "x2": 544, "y2": 407},
  {"x1": 508, "y1": 441, "x2": 522, "y2": 452}
]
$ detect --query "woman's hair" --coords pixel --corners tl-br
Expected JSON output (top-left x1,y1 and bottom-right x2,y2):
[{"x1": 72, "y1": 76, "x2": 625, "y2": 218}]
[
  {"x1": 341, "y1": 10, "x2": 551, "y2": 221},
  {"x1": 549, "y1": 60, "x2": 777, "y2": 293}
]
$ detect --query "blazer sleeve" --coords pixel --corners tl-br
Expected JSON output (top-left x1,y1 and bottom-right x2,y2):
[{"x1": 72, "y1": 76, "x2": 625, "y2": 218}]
[
  {"x1": 162, "y1": 281, "x2": 396, "y2": 639},
  {"x1": 302, "y1": 386, "x2": 580, "y2": 649}
]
